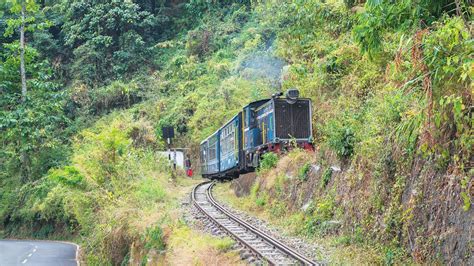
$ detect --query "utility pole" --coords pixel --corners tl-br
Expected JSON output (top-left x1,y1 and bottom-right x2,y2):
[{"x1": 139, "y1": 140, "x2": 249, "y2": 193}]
[
  {"x1": 162, "y1": 126, "x2": 176, "y2": 173},
  {"x1": 167, "y1": 137, "x2": 176, "y2": 170}
]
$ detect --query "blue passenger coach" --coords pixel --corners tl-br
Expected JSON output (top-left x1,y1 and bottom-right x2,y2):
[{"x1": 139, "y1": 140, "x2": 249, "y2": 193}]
[
  {"x1": 219, "y1": 114, "x2": 242, "y2": 176},
  {"x1": 200, "y1": 130, "x2": 220, "y2": 176}
]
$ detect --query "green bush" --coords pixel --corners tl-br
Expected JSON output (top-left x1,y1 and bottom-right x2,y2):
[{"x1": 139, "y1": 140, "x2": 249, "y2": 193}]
[
  {"x1": 255, "y1": 196, "x2": 266, "y2": 207},
  {"x1": 352, "y1": 0, "x2": 462, "y2": 58},
  {"x1": 47, "y1": 166, "x2": 85, "y2": 188},
  {"x1": 303, "y1": 196, "x2": 336, "y2": 236},
  {"x1": 186, "y1": 29, "x2": 214, "y2": 58},
  {"x1": 258, "y1": 152, "x2": 279, "y2": 172},
  {"x1": 214, "y1": 237, "x2": 234, "y2": 252},
  {"x1": 251, "y1": 181, "x2": 268, "y2": 207},
  {"x1": 89, "y1": 81, "x2": 143, "y2": 115},
  {"x1": 321, "y1": 168, "x2": 333, "y2": 188},
  {"x1": 133, "y1": 177, "x2": 166, "y2": 204},
  {"x1": 328, "y1": 124, "x2": 356, "y2": 159},
  {"x1": 270, "y1": 201, "x2": 287, "y2": 217},
  {"x1": 250, "y1": 181, "x2": 260, "y2": 200},
  {"x1": 343, "y1": 0, "x2": 357, "y2": 8},
  {"x1": 298, "y1": 163, "x2": 311, "y2": 181},
  {"x1": 143, "y1": 225, "x2": 165, "y2": 251}
]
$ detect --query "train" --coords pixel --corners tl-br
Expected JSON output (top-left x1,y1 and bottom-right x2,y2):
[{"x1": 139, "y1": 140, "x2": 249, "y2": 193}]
[{"x1": 199, "y1": 89, "x2": 314, "y2": 180}]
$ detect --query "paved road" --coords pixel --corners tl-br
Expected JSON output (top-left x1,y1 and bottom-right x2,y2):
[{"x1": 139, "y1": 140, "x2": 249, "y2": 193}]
[{"x1": 0, "y1": 240, "x2": 78, "y2": 266}]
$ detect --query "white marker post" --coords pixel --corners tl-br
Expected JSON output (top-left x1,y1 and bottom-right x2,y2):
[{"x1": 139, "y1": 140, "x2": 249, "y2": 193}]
[
  {"x1": 173, "y1": 148, "x2": 177, "y2": 170},
  {"x1": 167, "y1": 137, "x2": 171, "y2": 161}
]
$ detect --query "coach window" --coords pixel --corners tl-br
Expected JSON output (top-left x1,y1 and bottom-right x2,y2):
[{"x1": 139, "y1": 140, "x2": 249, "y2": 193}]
[
  {"x1": 228, "y1": 127, "x2": 231, "y2": 151},
  {"x1": 209, "y1": 141, "x2": 216, "y2": 160},
  {"x1": 250, "y1": 109, "x2": 257, "y2": 128},
  {"x1": 244, "y1": 109, "x2": 248, "y2": 128},
  {"x1": 223, "y1": 131, "x2": 227, "y2": 153},
  {"x1": 227, "y1": 128, "x2": 230, "y2": 152}
]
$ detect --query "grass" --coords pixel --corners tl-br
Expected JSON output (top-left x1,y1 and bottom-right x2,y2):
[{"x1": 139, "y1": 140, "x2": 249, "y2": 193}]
[
  {"x1": 124, "y1": 174, "x2": 243, "y2": 265},
  {"x1": 15, "y1": 110, "x2": 240, "y2": 265},
  {"x1": 164, "y1": 226, "x2": 243, "y2": 265}
]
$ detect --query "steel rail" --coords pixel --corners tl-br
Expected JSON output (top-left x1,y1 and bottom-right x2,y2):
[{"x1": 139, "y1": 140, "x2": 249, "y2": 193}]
[
  {"x1": 207, "y1": 182, "x2": 316, "y2": 265},
  {"x1": 192, "y1": 181, "x2": 317, "y2": 265},
  {"x1": 192, "y1": 182, "x2": 269, "y2": 263}
]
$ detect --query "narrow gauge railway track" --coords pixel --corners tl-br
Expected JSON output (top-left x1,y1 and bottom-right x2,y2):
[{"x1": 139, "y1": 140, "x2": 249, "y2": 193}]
[{"x1": 192, "y1": 181, "x2": 317, "y2": 265}]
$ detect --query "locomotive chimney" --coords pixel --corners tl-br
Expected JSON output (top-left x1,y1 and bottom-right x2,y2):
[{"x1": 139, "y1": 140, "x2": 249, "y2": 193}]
[{"x1": 285, "y1": 88, "x2": 299, "y2": 104}]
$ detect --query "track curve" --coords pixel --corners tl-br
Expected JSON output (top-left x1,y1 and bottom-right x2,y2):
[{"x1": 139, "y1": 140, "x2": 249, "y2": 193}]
[{"x1": 192, "y1": 181, "x2": 317, "y2": 265}]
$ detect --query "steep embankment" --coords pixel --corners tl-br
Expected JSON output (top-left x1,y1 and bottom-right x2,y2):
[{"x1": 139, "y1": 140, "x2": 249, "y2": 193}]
[{"x1": 216, "y1": 149, "x2": 473, "y2": 264}]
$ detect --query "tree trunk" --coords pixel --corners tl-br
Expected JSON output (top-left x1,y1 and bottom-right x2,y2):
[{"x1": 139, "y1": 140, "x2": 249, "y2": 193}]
[
  {"x1": 19, "y1": 2, "x2": 29, "y2": 183},
  {"x1": 20, "y1": 3, "x2": 27, "y2": 102}
]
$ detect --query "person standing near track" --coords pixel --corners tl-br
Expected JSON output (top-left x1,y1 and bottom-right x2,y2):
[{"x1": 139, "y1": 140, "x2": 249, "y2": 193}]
[{"x1": 185, "y1": 154, "x2": 193, "y2": 177}]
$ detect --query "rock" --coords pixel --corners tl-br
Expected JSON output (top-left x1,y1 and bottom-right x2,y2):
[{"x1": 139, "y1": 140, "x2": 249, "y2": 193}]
[
  {"x1": 301, "y1": 200, "x2": 313, "y2": 212},
  {"x1": 312, "y1": 165, "x2": 321, "y2": 172},
  {"x1": 240, "y1": 251, "x2": 252, "y2": 260}
]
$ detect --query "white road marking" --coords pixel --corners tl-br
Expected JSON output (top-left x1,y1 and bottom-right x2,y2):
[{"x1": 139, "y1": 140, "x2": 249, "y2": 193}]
[
  {"x1": 32, "y1": 248, "x2": 37, "y2": 252},
  {"x1": 22, "y1": 259, "x2": 27, "y2": 264},
  {"x1": 28, "y1": 253, "x2": 32, "y2": 257}
]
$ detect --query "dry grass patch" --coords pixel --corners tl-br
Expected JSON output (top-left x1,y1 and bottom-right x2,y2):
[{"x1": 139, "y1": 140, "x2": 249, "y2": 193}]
[{"x1": 163, "y1": 226, "x2": 244, "y2": 265}]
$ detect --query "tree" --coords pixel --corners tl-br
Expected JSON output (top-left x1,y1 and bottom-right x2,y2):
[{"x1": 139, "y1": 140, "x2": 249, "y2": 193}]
[
  {"x1": 1, "y1": 0, "x2": 53, "y2": 182},
  {"x1": 19, "y1": 2, "x2": 26, "y2": 100},
  {"x1": 353, "y1": 0, "x2": 472, "y2": 58},
  {"x1": 4, "y1": 0, "x2": 46, "y2": 100},
  {"x1": 0, "y1": 43, "x2": 69, "y2": 183},
  {"x1": 61, "y1": 0, "x2": 162, "y2": 86}
]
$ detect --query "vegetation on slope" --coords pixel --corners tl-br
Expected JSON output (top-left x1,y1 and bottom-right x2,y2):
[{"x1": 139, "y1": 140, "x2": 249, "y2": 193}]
[{"x1": 0, "y1": 0, "x2": 472, "y2": 264}]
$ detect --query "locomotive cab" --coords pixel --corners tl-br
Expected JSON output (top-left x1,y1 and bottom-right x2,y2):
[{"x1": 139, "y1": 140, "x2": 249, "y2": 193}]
[{"x1": 242, "y1": 89, "x2": 313, "y2": 169}]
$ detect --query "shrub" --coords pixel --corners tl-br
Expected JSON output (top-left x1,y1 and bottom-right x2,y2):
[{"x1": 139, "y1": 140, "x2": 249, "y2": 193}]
[
  {"x1": 352, "y1": 0, "x2": 458, "y2": 58},
  {"x1": 133, "y1": 177, "x2": 166, "y2": 204},
  {"x1": 214, "y1": 237, "x2": 234, "y2": 252},
  {"x1": 460, "y1": 174, "x2": 471, "y2": 211},
  {"x1": 143, "y1": 225, "x2": 165, "y2": 251},
  {"x1": 321, "y1": 168, "x2": 333, "y2": 188},
  {"x1": 47, "y1": 166, "x2": 85, "y2": 188},
  {"x1": 258, "y1": 152, "x2": 279, "y2": 172},
  {"x1": 89, "y1": 81, "x2": 143, "y2": 115},
  {"x1": 270, "y1": 201, "x2": 287, "y2": 217},
  {"x1": 186, "y1": 29, "x2": 214, "y2": 58},
  {"x1": 303, "y1": 196, "x2": 336, "y2": 236},
  {"x1": 328, "y1": 124, "x2": 356, "y2": 159},
  {"x1": 343, "y1": 0, "x2": 357, "y2": 8},
  {"x1": 255, "y1": 196, "x2": 266, "y2": 207},
  {"x1": 250, "y1": 181, "x2": 260, "y2": 199},
  {"x1": 298, "y1": 162, "x2": 311, "y2": 181}
]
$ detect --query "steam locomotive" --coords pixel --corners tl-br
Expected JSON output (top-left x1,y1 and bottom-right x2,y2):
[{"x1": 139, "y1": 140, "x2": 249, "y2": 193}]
[{"x1": 200, "y1": 89, "x2": 313, "y2": 180}]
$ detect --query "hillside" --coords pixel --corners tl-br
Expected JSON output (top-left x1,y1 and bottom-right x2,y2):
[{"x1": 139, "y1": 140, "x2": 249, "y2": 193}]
[{"x1": 1, "y1": 0, "x2": 472, "y2": 265}]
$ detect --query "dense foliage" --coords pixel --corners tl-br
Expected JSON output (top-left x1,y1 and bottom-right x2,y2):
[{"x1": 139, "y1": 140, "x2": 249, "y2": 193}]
[{"x1": 0, "y1": 0, "x2": 471, "y2": 264}]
